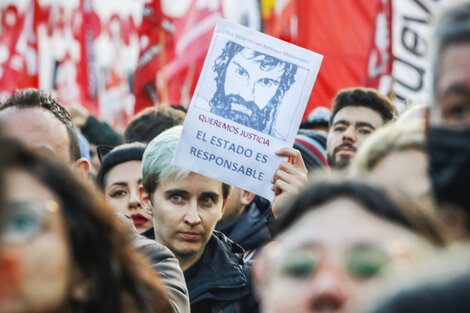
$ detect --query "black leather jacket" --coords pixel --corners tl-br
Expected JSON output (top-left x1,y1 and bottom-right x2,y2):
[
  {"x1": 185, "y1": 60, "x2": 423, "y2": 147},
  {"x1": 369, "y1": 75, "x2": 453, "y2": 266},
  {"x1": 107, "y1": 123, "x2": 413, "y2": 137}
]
[{"x1": 184, "y1": 231, "x2": 259, "y2": 313}]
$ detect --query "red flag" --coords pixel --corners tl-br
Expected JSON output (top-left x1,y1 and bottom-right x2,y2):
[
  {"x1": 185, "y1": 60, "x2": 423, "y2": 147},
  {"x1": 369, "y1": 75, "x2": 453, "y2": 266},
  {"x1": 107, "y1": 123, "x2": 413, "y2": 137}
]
[
  {"x1": 272, "y1": 0, "x2": 297, "y2": 41},
  {"x1": 0, "y1": 0, "x2": 40, "y2": 95},
  {"x1": 165, "y1": 0, "x2": 223, "y2": 80},
  {"x1": 75, "y1": 0, "x2": 100, "y2": 115},
  {"x1": 295, "y1": 0, "x2": 393, "y2": 120},
  {"x1": 365, "y1": 0, "x2": 393, "y2": 89},
  {"x1": 161, "y1": 0, "x2": 222, "y2": 108},
  {"x1": 133, "y1": 0, "x2": 167, "y2": 113}
]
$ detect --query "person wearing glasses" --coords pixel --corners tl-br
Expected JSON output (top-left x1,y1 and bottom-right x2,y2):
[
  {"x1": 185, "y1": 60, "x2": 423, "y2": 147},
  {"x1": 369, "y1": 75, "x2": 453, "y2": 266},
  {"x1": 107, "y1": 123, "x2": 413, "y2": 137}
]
[
  {"x1": 253, "y1": 176, "x2": 456, "y2": 313},
  {"x1": 0, "y1": 138, "x2": 173, "y2": 313}
]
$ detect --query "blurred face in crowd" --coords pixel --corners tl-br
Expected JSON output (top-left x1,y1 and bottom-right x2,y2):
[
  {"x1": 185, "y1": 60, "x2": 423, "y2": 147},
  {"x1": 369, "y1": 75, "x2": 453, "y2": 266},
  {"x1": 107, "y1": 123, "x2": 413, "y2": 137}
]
[
  {"x1": 430, "y1": 43, "x2": 470, "y2": 129},
  {"x1": 145, "y1": 172, "x2": 225, "y2": 270},
  {"x1": 427, "y1": 42, "x2": 470, "y2": 212},
  {"x1": 371, "y1": 150, "x2": 431, "y2": 200},
  {"x1": 0, "y1": 107, "x2": 71, "y2": 162},
  {"x1": 254, "y1": 197, "x2": 430, "y2": 313},
  {"x1": 327, "y1": 107, "x2": 383, "y2": 169},
  {"x1": 0, "y1": 168, "x2": 83, "y2": 313},
  {"x1": 104, "y1": 160, "x2": 153, "y2": 233},
  {"x1": 218, "y1": 187, "x2": 255, "y2": 225}
]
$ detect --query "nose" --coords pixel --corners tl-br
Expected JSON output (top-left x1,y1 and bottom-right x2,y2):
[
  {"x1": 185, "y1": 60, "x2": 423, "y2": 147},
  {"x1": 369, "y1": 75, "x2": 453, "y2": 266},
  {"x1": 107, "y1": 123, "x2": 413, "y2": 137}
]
[
  {"x1": 128, "y1": 190, "x2": 141, "y2": 210},
  {"x1": 309, "y1": 263, "x2": 352, "y2": 312},
  {"x1": 184, "y1": 202, "x2": 202, "y2": 226},
  {"x1": 342, "y1": 126, "x2": 356, "y2": 143},
  {"x1": 239, "y1": 81, "x2": 256, "y2": 103}
]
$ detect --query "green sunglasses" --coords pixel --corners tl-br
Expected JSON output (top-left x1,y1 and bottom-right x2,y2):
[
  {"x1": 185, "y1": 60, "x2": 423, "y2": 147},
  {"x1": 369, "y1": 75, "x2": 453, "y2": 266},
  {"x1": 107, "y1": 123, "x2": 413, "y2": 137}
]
[{"x1": 2, "y1": 200, "x2": 59, "y2": 244}]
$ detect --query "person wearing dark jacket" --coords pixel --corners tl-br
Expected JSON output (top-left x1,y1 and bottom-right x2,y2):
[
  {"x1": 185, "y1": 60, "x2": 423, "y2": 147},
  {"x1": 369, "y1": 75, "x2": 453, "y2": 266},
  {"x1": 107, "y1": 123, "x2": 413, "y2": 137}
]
[
  {"x1": 140, "y1": 126, "x2": 308, "y2": 313},
  {"x1": 184, "y1": 231, "x2": 256, "y2": 313},
  {"x1": 140, "y1": 126, "x2": 258, "y2": 313},
  {"x1": 216, "y1": 194, "x2": 271, "y2": 260}
]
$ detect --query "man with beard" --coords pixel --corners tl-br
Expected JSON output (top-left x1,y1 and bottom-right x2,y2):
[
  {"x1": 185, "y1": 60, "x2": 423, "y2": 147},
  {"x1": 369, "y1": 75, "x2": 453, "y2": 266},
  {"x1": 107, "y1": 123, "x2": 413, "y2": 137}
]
[
  {"x1": 427, "y1": 3, "x2": 470, "y2": 217},
  {"x1": 326, "y1": 87, "x2": 396, "y2": 169},
  {"x1": 210, "y1": 41, "x2": 297, "y2": 139}
]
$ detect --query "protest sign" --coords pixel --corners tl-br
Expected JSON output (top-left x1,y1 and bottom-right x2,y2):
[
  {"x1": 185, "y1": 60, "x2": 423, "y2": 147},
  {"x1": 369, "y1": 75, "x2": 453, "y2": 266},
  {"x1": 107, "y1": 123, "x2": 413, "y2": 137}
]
[{"x1": 173, "y1": 18, "x2": 323, "y2": 200}]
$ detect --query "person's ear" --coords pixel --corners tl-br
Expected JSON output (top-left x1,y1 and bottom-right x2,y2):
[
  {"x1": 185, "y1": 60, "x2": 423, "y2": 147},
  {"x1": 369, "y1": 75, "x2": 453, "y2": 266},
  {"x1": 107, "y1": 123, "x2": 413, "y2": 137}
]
[
  {"x1": 74, "y1": 158, "x2": 90, "y2": 179},
  {"x1": 241, "y1": 191, "x2": 256, "y2": 206}
]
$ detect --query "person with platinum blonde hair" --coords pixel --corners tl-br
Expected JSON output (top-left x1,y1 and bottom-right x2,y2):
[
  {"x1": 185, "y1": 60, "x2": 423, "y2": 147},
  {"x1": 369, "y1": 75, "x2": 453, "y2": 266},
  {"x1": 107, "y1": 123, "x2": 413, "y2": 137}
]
[{"x1": 140, "y1": 125, "x2": 308, "y2": 313}]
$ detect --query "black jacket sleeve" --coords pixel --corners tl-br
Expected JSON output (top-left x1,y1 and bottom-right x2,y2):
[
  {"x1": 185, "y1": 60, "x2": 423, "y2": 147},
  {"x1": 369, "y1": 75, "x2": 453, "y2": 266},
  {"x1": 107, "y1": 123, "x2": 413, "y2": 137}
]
[{"x1": 81, "y1": 115, "x2": 123, "y2": 146}]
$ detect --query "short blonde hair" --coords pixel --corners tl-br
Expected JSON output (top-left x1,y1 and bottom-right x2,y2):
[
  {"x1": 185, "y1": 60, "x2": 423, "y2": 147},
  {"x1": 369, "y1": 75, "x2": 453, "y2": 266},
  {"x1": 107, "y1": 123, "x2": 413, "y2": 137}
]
[{"x1": 351, "y1": 119, "x2": 425, "y2": 174}]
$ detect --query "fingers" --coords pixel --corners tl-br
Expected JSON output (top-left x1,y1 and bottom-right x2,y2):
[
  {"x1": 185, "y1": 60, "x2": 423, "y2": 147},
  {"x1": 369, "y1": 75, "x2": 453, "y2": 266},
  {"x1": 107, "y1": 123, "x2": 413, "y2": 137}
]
[
  {"x1": 275, "y1": 169, "x2": 307, "y2": 190},
  {"x1": 276, "y1": 147, "x2": 307, "y2": 171},
  {"x1": 115, "y1": 213, "x2": 138, "y2": 234}
]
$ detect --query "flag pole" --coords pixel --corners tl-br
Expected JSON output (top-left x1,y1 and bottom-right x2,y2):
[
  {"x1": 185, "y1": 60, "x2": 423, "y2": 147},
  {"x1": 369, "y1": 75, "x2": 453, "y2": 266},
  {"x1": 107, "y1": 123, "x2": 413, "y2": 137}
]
[{"x1": 158, "y1": 29, "x2": 169, "y2": 105}]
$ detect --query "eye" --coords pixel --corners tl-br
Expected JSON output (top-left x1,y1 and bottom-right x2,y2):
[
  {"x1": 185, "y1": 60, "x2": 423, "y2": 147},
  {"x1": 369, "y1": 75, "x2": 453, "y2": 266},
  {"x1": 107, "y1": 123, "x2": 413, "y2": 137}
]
[
  {"x1": 4, "y1": 207, "x2": 41, "y2": 243},
  {"x1": 334, "y1": 126, "x2": 346, "y2": 132},
  {"x1": 235, "y1": 65, "x2": 248, "y2": 78},
  {"x1": 358, "y1": 128, "x2": 372, "y2": 135},
  {"x1": 346, "y1": 245, "x2": 391, "y2": 279},
  {"x1": 8, "y1": 213, "x2": 38, "y2": 233},
  {"x1": 170, "y1": 194, "x2": 184, "y2": 204},
  {"x1": 447, "y1": 104, "x2": 470, "y2": 120},
  {"x1": 259, "y1": 78, "x2": 278, "y2": 88},
  {"x1": 199, "y1": 194, "x2": 216, "y2": 207},
  {"x1": 440, "y1": 94, "x2": 470, "y2": 127},
  {"x1": 110, "y1": 189, "x2": 127, "y2": 198},
  {"x1": 279, "y1": 251, "x2": 317, "y2": 280}
]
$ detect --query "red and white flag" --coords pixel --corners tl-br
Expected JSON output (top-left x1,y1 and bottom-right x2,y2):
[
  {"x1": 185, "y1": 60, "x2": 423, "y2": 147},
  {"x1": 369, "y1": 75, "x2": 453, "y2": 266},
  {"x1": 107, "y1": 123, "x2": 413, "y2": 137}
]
[
  {"x1": 0, "y1": 0, "x2": 40, "y2": 96},
  {"x1": 165, "y1": 0, "x2": 223, "y2": 80},
  {"x1": 75, "y1": 0, "x2": 100, "y2": 115},
  {"x1": 133, "y1": 0, "x2": 167, "y2": 113}
]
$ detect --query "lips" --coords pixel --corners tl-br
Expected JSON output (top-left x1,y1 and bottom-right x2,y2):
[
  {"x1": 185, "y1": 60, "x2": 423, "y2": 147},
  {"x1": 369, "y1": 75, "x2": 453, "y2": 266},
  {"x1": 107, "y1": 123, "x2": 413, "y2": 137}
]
[
  {"x1": 232, "y1": 103, "x2": 252, "y2": 116},
  {"x1": 334, "y1": 143, "x2": 357, "y2": 156},
  {"x1": 131, "y1": 213, "x2": 149, "y2": 226},
  {"x1": 338, "y1": 147, "x2": 355, "y2": 153},
  {"x1": 178, "y1": 232, "x2": 202, "y2": 241}
]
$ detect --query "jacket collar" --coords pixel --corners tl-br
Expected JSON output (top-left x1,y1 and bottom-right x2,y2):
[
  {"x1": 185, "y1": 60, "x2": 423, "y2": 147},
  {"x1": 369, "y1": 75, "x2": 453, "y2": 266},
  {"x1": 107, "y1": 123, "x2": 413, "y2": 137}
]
[{"x1": 184, "y1": 231, "x2": 249, "y2": 303}]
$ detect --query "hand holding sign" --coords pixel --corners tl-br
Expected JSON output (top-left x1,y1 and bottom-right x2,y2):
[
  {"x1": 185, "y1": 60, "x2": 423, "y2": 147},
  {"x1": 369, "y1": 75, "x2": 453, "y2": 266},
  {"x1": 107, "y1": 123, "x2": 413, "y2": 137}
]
[{"x1": 271, "y1": 147, "x2": 308, "y2": 218}]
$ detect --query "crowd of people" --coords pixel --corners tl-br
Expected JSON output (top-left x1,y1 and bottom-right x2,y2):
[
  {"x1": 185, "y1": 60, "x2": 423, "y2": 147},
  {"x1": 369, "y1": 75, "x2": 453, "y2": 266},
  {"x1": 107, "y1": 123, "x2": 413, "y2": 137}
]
[{"x1": 1, "y1": 2, "x2": 470, "y2": 313}]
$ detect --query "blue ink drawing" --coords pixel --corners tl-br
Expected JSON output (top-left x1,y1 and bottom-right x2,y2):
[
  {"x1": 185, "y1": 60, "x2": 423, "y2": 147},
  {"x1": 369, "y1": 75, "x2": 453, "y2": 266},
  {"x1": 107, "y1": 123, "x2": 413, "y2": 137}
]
[{"x1": 209, "y1": 41, "x2": 298, "y2": 139}]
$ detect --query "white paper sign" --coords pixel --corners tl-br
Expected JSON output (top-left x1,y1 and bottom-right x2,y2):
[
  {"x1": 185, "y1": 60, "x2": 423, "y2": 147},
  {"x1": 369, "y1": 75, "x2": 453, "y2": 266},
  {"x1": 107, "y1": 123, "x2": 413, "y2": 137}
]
[{"x1": 173, "y1": 19, "x2": 323, "y2": 200}]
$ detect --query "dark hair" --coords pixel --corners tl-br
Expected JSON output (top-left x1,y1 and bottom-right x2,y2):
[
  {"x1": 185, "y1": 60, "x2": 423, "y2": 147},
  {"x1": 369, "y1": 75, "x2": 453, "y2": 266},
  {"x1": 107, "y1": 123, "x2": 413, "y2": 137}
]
[
  {"x1": 329, "y1": 87, "x2": 396, "y2": 127},
  {"x1": 1, "y1": 138, "x2": 172, "y2": 313},
  {"x1": 277, "y1": 177, "x2": 450, "y2": 246},
  {"x1": 170, "y1": 104, "x2": 187, "y2": 114},
  {"x1": 97, "y1": 142, "x2": 146, "y2": 189},
  {"x1": 0, "y1": 89, "x2": 81, "y2": 161},
  {"x1": 124, "y1": 106, "x2": 186, "y2": 144},
  {"x1": 432, "y1": 3, "x2": 470, "y2": 104},
  {"x1": 370, "y1": 275, "x2": 470, "y2": 313},
  {"x1": 210, "y1": 41, "x2": 297, "y2": 135}
]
